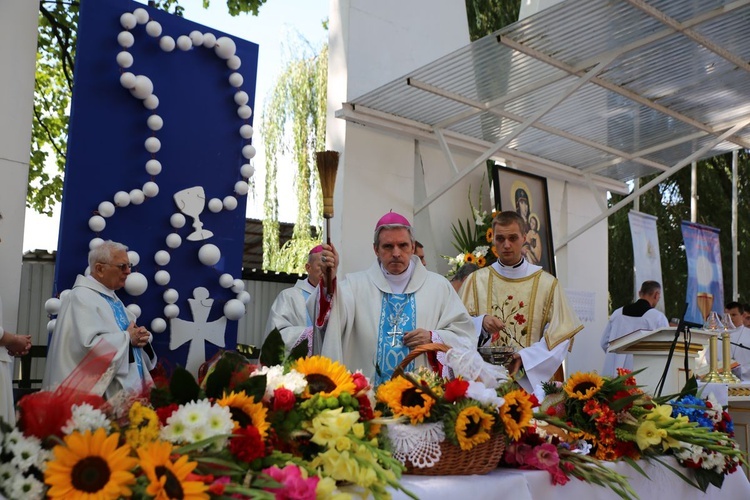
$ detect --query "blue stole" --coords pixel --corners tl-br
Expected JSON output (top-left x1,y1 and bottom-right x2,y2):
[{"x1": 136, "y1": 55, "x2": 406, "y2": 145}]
[
  {"x1": 300, "y1": 288, "x2": 313, "y2": 328},
  {"x1": 374, "y1": 293, "x2": 416, "y2": 385},
  {"x1": 99, "y1": 293, "x2": 143, "y2": 379}
]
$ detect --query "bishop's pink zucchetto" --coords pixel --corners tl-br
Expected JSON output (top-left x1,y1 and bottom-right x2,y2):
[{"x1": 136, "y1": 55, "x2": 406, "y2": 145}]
[
  {"x1": 374, "y1": 210, "x2": 411, "y2": 230},
  {"x1": 309, "y1": 245, "x2": 324, "y2": 255}
]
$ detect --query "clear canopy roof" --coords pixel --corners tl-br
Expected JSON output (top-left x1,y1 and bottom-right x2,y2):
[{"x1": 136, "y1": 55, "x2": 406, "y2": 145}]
[{"x1": 338, "y1": 0, "x2": 750, "y2": 195}]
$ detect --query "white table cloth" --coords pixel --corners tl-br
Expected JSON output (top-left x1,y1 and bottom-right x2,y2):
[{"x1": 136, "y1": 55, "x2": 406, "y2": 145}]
[{"x1": 391, "y1": 457, "x2": 750, "y2": 500}]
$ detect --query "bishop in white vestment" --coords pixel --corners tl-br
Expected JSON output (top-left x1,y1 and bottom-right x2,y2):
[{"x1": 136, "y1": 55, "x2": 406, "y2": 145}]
[
  {"x1": 43, "y1": 241, "x2": 157, "y2": 398},
  {"x1": 461, "y1": 211, "x2": 583, "y2": 393},
  {"x1": 316, "y1": 212, "x2": 476, "y2": 384},
  {"x1": 264, "y1": 245, "x2": 324, "y2": 354}
]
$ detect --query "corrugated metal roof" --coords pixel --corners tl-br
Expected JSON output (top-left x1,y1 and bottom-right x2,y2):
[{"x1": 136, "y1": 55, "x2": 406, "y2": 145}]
[{"x1": 339, "y1": 0, "x2": 750, "y2": 193}]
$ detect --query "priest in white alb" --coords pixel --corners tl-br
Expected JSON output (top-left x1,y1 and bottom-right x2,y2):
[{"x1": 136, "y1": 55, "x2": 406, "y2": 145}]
[
  {"x1": 264, "y1": 245, "x2": 324, "y2": 354},
  {"x1": 43, "y1": 241, "x2": 157, "y2": 398},
  {"x1": 460, "y1": 211, "x2": 583, "y2": 393},
  {"x1": 315, "y1": 212, "x2": 476, "y2": 384},
  {"x1": 600, "y1": 281, "x2": 669, "y2": 377}
]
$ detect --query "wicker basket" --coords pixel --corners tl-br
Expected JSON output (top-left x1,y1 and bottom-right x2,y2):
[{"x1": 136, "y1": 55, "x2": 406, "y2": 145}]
[{"x1": 390, "y1": 343, "x2": 506, "y2": 476}]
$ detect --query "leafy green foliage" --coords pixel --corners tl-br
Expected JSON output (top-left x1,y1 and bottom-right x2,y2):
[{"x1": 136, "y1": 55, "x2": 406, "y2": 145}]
[
  {"x1": 204, "y1": 350, "x2": 254, "y2": 399},
  {"x1": 262, "y1": 41, "x2": 327, "y2": 273},
  {"x1": 169, "y1": 366, "x2": 202, "y2": 404},
  {"x1": 464, "y1": 0, "x2": 520, "y2": 40},
  {"x1": 259, "y1": 328, "x2": 286, "y2": 366}
]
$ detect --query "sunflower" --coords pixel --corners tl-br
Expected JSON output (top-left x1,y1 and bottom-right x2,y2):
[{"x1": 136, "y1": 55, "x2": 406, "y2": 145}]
[
  {"x1": 376, "y1": 376, "x2": 436, "y2": 424},
  {"x1": 491, "y1": 246, "x2": 499, "y2": 258},
  {"x1": 293, "y1": 356, "x2": 356, "y2": 398},
  {"x1": 216, "y1": 391, "x2": 270, "y2": 438},
  {"x1": 137, "y1": 440, "x2": 209, "y2": 500},
  {"x1": 452, "y1": 405, "x2": 494, "y2": 450},
  {"x1": 464, "y1": 253, "x2": 476, "y2": 264},
  {"x1": 485, "y1": 227, "x2": 493, "y2": 242},
  {"x1": 564, "y1": 372, "x2": 604, "y2": 401},
  {"x1": 498, "y1": 389, "x2": 533, "y2": 441},
  {"x1": 125, "y1": 401, "x2": 161, "y2": 448},
  {"x1": 45, "y1": 428, "x2": 137, "y2": 499},
  {"x1": 476, "y1": 256, "x2": 487, "y2": 268}
]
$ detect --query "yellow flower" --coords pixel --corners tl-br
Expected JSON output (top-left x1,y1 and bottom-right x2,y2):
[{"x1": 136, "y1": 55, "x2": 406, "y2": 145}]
[
  {"x1": 294, "y1": 356, "x2": 356, "y2": 398},
  {"x1": 216, "y1": 391, "x2": 270, "y2": 438},
  {"x1": 645, "y1": 404, "x2": 673, "y2": 423},
  {"x1": 125, "y1": 401, "x2": 161, "y2": 448},
  {"x1": 454, "y1": 406, "x2": 494, "y2": 450},
  {"x1": 310, "y1": 408, "x2": 361, "y2": 449},
  {"x1": 464, "y1": 253, "x2": 476, "y2": 264},
  {"x1": 45, "y1": 429, "x2": 137, "y2": 499},
  {"x1": 485, "y1": 227, "x2": 493, "y2": 242},
  {"x1": 564, "y1": 372, "x2": 604, "y2": 401},
  {"x1": 137, "y1": 440, "x2": 209, "y2": 500},
  {"x1": 499, "y1": 389, "x2": 533, "y2": 441},
  {"x1": 476, "y1": 256, "x2": 487, "y2": 268},
  {"x1": 376, "y1": 376, "x2": 436, "y2": 424},
  {"x1": 635, "y1": 420, "x2": 666, "y2": 450}
]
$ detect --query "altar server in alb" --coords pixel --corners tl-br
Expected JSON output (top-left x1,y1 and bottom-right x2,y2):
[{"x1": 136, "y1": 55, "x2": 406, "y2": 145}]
[
  {"x1": 460, "y1": 211, "x2": 583, "y2": 393},
  {"x1": 600, "y1": 281, "x2": 669, "y2": 377},
  {"x1": 264, "y1": 245, "x2": 324, "y2": 354},
  {"x1": 43, "y1": 241, "x2": 157, "y2": 398},
  {"x1": 315, "y1": 211, "x2": 476, "y2": 384}
]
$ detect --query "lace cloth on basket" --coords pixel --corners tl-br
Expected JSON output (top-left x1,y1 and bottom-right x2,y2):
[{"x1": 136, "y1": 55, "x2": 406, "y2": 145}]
[{"x1": 389, "y1": 421, "x2": 445, "y2": 468}]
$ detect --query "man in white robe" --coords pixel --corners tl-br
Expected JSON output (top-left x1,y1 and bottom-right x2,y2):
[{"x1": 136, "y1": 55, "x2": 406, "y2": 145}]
[
  {"x1": 316, "y1": 212, "x2": 476, "y2": 384},
  {"x1": 715, "y1": 302, "x2": 750, "y2": 381},
  {"x1": 0, "y1": 296, "x2": 31, "y2": 424},
  {"x1": 600, "y1": 281, "x2": 669, "y2": 377},
  {"x1": 460, "y1": 211, "x2": 583, "y2": 394},
  {"x1": 43, "y1": 241, "x2": 157, "y2": 398},
  {"x1": 264, "y1": 245, "x2": 324, "y2": 354}
]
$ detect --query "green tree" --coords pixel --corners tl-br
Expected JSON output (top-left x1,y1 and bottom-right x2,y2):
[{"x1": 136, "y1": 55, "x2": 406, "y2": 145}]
[
  {"x1": 608, "y1": 152, "x2": 750, "y2": 319},
  {"x1": 261, "y1": 40, "x2": 327, "y2": 273},
  {"x1": 31, "y1": 0, "x2": 267, "y2": 215},
  {"x1": 464, "y1": 0, "x2": 520, "y2": 41}
]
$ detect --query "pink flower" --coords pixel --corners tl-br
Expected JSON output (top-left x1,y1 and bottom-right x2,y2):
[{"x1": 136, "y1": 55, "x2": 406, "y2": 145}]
[
  {"x1": 526, "y1": 443, "x2": 560, "y2": 471},
  {"x1": 263, "y1": 464, "x2": 319, "y2": 500},
  {"x1": 352, "y1": 372, "x2": 369, "y2": 393}
]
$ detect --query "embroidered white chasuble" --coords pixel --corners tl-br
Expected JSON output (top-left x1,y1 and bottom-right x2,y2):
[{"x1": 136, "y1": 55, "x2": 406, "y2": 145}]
[{"x1": 461, "y1": 259, "x2": 583, "y2": 393}]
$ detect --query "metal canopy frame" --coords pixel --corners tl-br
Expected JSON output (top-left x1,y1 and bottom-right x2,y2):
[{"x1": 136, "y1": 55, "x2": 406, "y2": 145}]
[{"x1": 336, "y1": 0, "x2": 750, "y2": 249}]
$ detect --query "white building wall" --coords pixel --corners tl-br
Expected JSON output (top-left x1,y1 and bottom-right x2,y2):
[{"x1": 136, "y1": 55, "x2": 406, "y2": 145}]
[{"x1": 0, "y1": 1, "x2": 39, "y2": 334}]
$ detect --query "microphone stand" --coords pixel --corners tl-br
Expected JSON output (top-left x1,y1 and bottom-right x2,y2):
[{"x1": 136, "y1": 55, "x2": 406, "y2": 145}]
[{"x1": 654, "y1": 303, "x2": 696, "y2": 398}]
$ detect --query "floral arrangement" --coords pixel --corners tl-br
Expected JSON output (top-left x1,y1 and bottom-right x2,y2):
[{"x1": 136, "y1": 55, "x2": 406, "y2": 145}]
[
  {"x1": 373, "y1": 345, "x2": 531, "y2": 474},
  {"x1": 0, "y1": 331, "x2": 415, "y2": 500},
  {"x1": 443, "y1": 182, "x2": 497, "y2": 278},
  {"x1": 486, "y1": 294, "x2": 528, "y2": 348},
  {"x1": 530, "y1": 369, "x2": 746, "y2": 495}
]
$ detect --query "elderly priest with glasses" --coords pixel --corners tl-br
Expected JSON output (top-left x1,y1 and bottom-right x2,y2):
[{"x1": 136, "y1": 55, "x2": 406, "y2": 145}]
[{"x1": 44, "y1": 240, "x2": 157, "y2": 398}]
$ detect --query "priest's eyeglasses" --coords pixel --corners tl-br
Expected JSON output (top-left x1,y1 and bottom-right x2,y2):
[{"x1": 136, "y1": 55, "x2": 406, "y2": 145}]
[{"x1": 102, "y1": 263, "x2": 134, "y2": 271}]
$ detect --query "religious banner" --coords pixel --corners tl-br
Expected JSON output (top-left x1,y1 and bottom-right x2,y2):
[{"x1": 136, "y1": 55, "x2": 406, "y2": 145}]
[
  {"x1": 51, "y1": 0, "x2": 259, "y2": 374},
  {"x1": 681, "y1": 221, "x2": 724, "y2": 326},
  {"x1": 628, "y1": 211, "x2": 665, "y2": 312}
]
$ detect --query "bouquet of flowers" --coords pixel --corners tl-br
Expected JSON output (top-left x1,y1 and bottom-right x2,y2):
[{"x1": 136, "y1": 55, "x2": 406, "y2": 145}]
[
  {"x1": 0, "y1": 330, "x2": 415, "y2": 500},
  {"x1": 533, "y1": 369, "x2": 746, "y2": 494},
  {"x1": 443, "y1": 182, "x2": 497, "y2": 278},
  {"x1": 375, "y1": 344, "x2": 533, "y2": 475}
]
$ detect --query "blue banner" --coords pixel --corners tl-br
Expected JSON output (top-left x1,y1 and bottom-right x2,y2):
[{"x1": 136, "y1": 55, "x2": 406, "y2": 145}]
[{"x1": 681, "y1": 221, "x2": 724, "y2": 325}]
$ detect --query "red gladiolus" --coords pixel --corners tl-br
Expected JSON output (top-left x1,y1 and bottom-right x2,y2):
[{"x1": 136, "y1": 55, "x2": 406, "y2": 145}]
[
  {"x1": 155, "y1": 403, "x2": 180, "y2": 426},
  {"x1": 444, "y1": 378, "x2": 469, "y2": 403}
]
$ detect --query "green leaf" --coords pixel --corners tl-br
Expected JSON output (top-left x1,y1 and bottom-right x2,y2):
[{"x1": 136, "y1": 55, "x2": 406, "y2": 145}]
[
  {"x1": 234, "y1": 373, "x2": 267, "y2": 402},
  {"x1": 205, "y1": 351, "x2": 251, "y2": 399},
  {"x1": 260, "y1": 328, "x2": 286, "y2": 366},
  {"x1": 289, "y1": 337, "x2": 309, "y2": 361},
  {"x1": 169, "y1": 366, "x2": 202, "y2": 404}
]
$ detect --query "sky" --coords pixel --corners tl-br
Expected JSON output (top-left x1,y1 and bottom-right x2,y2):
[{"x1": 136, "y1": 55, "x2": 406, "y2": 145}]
[{"x1": 23, "y1": 0, "x2": 329, "y2": 252}]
